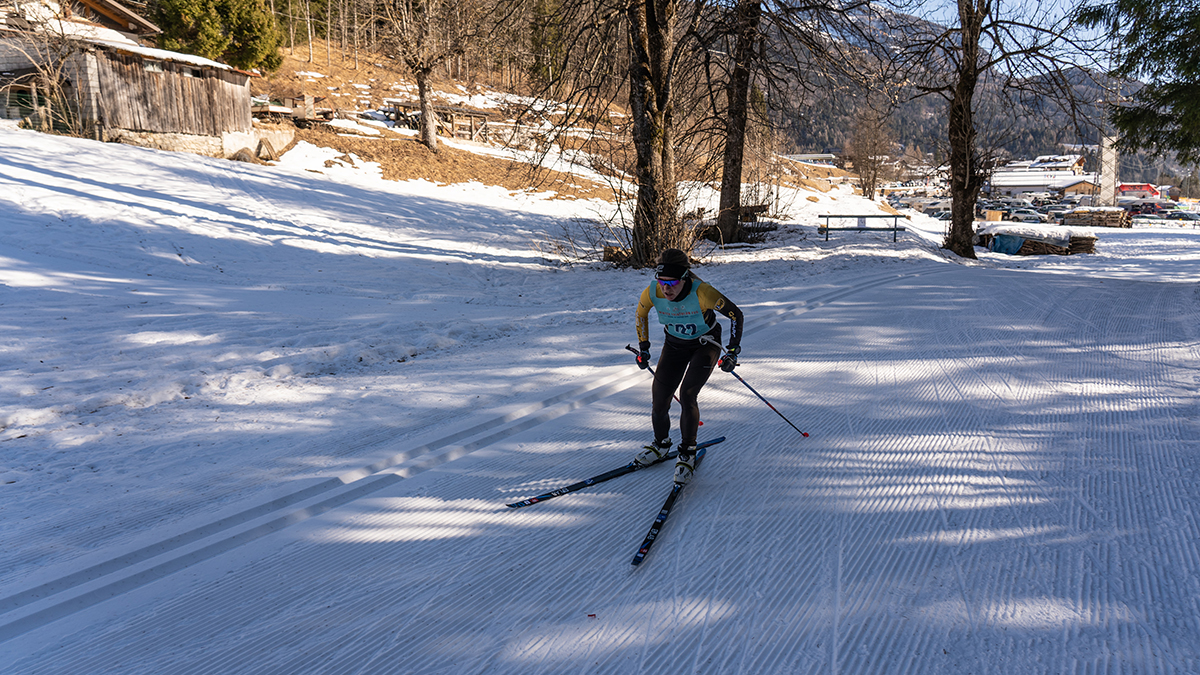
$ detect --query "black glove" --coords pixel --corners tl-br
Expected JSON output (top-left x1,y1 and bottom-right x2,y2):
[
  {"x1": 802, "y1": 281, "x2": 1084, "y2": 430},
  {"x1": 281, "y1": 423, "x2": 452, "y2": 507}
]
[
  {"x1": 636, "y1": 341, "x2": 652, "y2": 369},
  {"x1": 719, "y1": 345, "x2": 740, "y2": 372}
]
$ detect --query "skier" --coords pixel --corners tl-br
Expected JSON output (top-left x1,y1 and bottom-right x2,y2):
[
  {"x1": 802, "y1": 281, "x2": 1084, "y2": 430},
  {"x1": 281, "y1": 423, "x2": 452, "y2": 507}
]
[{"x1": 632, "y1": 248, "x2": 744, "y2": 484}]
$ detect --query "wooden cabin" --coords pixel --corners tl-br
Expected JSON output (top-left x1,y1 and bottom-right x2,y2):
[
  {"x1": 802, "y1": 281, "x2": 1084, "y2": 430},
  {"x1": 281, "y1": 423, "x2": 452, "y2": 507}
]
[{"x1": 1, "y1": 0, "x2": 290, "y2": 158}]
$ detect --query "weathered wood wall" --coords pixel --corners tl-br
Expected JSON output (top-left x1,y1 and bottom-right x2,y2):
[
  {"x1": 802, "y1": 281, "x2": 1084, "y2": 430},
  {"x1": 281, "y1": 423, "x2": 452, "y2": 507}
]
[{"x1": 95, "y1": 51, "x2": 250, "y2": 136}]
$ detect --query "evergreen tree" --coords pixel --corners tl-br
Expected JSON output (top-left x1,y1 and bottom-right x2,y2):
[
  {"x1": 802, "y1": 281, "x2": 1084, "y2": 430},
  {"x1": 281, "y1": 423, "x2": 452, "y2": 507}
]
[
  {"x1": 529, "y1": 0, "x2": 565, "y2": 85},
  {"x1": 1076, "y1": 0, "x2": 1200, "y2": 164},
  {"x1": 151, "y1": 0, "x2": 283, "y2": 71}
]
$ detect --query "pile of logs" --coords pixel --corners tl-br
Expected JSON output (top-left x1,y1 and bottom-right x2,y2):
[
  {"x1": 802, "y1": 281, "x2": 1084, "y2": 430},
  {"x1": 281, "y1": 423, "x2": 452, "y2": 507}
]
[
  {"x1": 1016, "y1": 237, "x2": 1097, "y2": 256},
  {"x1": 1062, "y1": 209, "x2": 1132, "y2": 228},
  {"x1": 975, "y1": 233, "x2": 1098, "y2": 255}
]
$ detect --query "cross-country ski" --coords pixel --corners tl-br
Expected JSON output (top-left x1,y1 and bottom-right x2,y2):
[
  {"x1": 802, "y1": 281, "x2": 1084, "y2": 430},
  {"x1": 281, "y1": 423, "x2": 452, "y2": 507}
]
[
  {"x1": 631, "y1": 447, "x2": 710, "y2": 566},
  {"x1": 506, "y1": 437, "x2": 725, "y2": 508}
]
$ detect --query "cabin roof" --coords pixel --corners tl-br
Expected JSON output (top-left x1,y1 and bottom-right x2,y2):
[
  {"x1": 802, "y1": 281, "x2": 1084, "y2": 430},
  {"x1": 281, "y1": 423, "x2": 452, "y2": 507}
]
[
  {"x1": 74, "y1": 0, "x2": 159, "y2": 35},
  {"x1": 86, "y1": 38, "x2": 238, "y2": 71}
]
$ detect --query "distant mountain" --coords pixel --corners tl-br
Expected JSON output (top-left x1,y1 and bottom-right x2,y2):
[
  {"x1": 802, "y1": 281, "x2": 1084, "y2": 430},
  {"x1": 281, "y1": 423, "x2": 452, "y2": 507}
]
[{"x1": 766, "y1": 22, "x2": 1185, "y2": 183}]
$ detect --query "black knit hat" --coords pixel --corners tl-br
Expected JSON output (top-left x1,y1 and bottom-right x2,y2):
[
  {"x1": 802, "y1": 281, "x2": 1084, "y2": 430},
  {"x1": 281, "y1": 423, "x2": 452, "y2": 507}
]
[{"x1": 655, "y1": 248, "x2": 690, "y2": 280}]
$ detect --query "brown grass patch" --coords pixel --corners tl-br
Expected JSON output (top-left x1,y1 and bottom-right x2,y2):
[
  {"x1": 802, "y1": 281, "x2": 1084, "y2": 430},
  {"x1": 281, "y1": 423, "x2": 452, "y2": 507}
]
[
  {"x1": 254, "y1": 40, "x2": 505, "y2": 118},
  {"x1": 293, "y1": 126, "x2": 614, "y2": 200},
  {"x1": 778, "y1": 157, "x2": 851, "y2": 180}
]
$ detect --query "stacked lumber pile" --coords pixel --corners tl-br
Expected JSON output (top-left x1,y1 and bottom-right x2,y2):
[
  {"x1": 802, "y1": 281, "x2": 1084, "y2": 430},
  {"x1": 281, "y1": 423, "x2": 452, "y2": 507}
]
[
  {"x1": 974, "y1": 223, "x2": 1098, "y2": 256},
  {"x1": 1016, "y1": 237, "x2": 1097, "y2": 256},
  {"x1": 1062, "y1": 208, "x2": 1132, "y2": 228}
]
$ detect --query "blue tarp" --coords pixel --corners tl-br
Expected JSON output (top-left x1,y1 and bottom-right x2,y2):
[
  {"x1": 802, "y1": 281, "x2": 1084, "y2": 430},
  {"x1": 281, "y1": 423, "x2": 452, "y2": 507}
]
[{"x1": 989, "y1": 234, "x2": 1026, "y2": 255}]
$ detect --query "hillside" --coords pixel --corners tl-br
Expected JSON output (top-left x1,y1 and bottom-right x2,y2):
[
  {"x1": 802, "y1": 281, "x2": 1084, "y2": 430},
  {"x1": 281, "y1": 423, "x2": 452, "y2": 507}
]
[
  {"x1": 251, "y1": 42, "x2": 861, "y2": 205},
  {"x1": 253, "y1": 40, "x2": 501, "y2": 118}
]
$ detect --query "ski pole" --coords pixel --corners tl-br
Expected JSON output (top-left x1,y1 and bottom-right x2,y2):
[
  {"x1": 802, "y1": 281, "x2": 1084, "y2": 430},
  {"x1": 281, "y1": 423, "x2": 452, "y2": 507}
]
[
  {"x1": 624, "y1": 344, "x2": 702, "y2": 426},
  {"x1": 700, "y1": 335, "x2": 808, "y2": 438}
]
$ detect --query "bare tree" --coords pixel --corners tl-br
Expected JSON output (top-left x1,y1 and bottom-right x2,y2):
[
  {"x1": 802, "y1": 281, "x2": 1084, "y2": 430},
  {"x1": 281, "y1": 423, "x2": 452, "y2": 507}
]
[
  {"x1": 378, "y1": 0, "x2": 504, "y2": 152},
  {"x1": 711, "y1": 0, "x2": 761, "y2": 243},
  {"x1": 712, "y1": 0, "x2": 881, "y2": 242},
  {"x1": 503, "y1": 0, "x2": 705, "y2": 265},
  {"x1": 849, "y1": 103, "x2": 893, "y2": 200},
  {"x1": 890, "y1": 0, "x2": 1102, "y2": 258},
  {"x1": 624, "y1": 0, "x2": 695, "y2": 264},
  {"x1": 490, "y1": 0, "x2": 880, "y2": 262},
  {"x1": 306, "y1": 0, "x2": 314, "y2": 62},
  {"x1": 0, "y1": 9, "x2": 92, "y2": 138}
]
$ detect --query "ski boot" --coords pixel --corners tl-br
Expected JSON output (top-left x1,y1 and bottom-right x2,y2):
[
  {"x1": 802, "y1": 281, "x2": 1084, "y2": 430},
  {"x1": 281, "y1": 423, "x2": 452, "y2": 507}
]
[
  {"x1": 634, "y1": 438, "x2": 673, "y2": 467},
  {"x1": 673, "y1": 444, "x2": 697, "y2": 484}
]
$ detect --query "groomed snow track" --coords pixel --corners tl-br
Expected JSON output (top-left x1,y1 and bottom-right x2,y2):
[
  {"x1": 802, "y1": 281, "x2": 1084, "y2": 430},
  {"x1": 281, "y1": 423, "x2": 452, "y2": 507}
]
[{"x1": 4, "y1": 264, "x2": 1199, "y2": 674}]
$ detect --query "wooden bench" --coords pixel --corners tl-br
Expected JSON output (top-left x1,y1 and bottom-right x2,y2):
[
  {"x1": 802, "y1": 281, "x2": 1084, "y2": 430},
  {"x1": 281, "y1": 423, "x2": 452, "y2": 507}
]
[{"x1": 817, "y1": 214, "x2": 907, "y2": 242}]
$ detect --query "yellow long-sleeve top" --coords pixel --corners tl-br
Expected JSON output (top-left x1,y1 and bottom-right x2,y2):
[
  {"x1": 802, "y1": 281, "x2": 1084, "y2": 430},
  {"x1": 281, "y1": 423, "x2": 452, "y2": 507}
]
[{"x1": 636, "y1": 275, "x2": 743, "y2": 346}]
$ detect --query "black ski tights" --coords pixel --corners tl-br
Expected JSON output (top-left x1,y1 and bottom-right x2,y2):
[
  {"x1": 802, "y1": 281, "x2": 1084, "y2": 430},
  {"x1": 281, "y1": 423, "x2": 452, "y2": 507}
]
[{"x1": 651, "y1": 334, "x2": 721, "y2": 447}]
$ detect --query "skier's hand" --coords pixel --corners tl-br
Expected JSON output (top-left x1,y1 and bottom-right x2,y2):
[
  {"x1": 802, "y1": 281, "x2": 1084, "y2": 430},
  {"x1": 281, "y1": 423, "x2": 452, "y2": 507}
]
[
  {"x1": 636, "y1": 342, "x2": 652, "y2": 369},
  {"x1": 719, "y1": 345, "x2": 740, "y2": 372}
]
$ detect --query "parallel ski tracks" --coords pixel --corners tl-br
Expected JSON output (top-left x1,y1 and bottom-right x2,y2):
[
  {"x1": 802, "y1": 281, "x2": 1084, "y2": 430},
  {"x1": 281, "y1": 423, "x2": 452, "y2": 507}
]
[
  {"x1": 868, "y1": 274, "x2": 1199, "y2": 673},
  {"x1": 9, "y1": 266, "x2": 1199, "y2": 674},
  {"x1": 0, "y1": 266, "x2": 945, "y2": 648},
  {"x1": 675, "y1": 270, "x2": 1200, "y2": 674}
]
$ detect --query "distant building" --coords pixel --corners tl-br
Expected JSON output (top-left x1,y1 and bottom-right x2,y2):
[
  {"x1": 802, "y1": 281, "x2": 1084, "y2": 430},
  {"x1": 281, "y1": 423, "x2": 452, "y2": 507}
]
[
  {"x1": 1117, "y1": 183, "x2": 1162, "y2": 199},
  {"x1": 783, "y1": 153, "x2": 838, "y2": 166},
  {"x1": 1062, "y1": 179, "x2": 1100, "y2": 196},
  {"x1": 988, "y1": 154, "x2": 1096, "y2": 197}
]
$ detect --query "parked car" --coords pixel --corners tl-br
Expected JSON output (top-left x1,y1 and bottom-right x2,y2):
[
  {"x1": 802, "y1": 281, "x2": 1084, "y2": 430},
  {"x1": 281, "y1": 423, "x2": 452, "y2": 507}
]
[
  {"x1": 1165, "y1": 211, "x2": 1200, "y2": 222},
  {"x1": 1008, "y1": 208, "x2": 1048, "y2": 223}
]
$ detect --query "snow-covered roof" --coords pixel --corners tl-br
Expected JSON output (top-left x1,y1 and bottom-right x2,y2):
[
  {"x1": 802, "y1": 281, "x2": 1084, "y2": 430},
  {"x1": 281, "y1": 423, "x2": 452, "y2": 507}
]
[
  {"x1": 1, "y1": 0, "x2": 150, "y2": 40},
  {"x1": 74, "y1": 0, "x2": 160, "y2": 35},
  {"x1": 995, "y1": 155, "x2": 1085, "y2": 173},
  {"x1": 1030, "y1": 154, "x2": 1083, "y2": 170},
  {"x1": 990, "y1": 172, "x2": 1098, "y2": 190},
  {"x1": 1, "y1": 1, "x2": 229, "y2": 71},
  {"x1": 86, "y1": 38, "x2": 237, "y2": 71}
]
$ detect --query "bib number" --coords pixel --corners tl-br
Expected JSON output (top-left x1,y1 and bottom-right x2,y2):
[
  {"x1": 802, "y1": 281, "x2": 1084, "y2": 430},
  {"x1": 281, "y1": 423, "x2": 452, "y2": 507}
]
[{"x1": 672, "y1": 323, "x2": 698, "y2": 336}]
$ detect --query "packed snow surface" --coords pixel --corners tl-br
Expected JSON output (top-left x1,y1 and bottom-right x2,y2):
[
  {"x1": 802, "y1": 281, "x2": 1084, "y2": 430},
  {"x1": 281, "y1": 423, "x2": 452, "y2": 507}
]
[{"x1": 1, "y1": 124, "x2": 1199, "y2": 674}]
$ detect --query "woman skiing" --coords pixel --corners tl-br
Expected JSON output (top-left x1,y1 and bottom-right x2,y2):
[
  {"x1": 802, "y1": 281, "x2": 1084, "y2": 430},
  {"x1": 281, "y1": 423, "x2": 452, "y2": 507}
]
[{"x1": 632, "y1": 248, "x2": 744, "y2": 484}]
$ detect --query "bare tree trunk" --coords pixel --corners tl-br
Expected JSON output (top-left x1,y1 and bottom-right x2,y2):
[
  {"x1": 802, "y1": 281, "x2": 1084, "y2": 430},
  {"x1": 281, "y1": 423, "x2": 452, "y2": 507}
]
[
  {"x1": 850, "y1": 103, "x2": 893, "y2": 201},
  {"x1": 627, "y1": 0, "x2": 679, "y2": 266},
  {"x1": 416, "y1": 68, "x2": 439, "y2": 152},
  {"x1": 306, "y1": 0, "x2": 313, "y2": 62},
  {"x1": 717, "y1": 0, "x2": 761, "y2": 244},
  {"x1": 944, "y1": 0, "x2": 985, "y2": 259}
]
